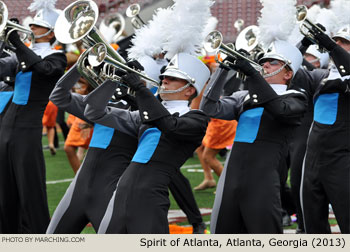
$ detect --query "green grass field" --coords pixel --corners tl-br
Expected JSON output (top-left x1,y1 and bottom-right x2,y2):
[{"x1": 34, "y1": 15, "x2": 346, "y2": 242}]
[{"x1": 43, "y1": 133, "x2": 337, "y2": 234}]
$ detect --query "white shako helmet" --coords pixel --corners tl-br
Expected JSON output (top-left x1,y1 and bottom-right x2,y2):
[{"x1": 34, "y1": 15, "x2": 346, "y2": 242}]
[
  {"x1": 28, "y1": 0, "x2": 61, "y2": 30},
  {"x1": 160, "y1": 52, "x2": 210, "y2": 96},
  {"x1": 137, "y1": 55, "x2": 164, "y2": 91},
  {"x1": 332, "y1": 24, "x2": 350, "y2": 43},
  {"x1": 305, "y1": 44, "x2": 330, "y2": 68},
  {"x1": 259, "y1": 40, "x2": 303, "y2": 78},
  {"x1": 138, "y1": 55, "x2": 164, "y2": 82}
]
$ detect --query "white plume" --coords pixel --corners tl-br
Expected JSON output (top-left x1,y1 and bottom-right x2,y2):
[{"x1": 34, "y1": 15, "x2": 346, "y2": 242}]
[
  {"x1": 28, "y1": 0, "x2": 57, "y2": 12},
  {"x1": 288, "y1": 4, "x2": 337, "y2": 45},
  {"x1": 127, "y1": 7, "x2": 173, "y2": 60},
  {"x1": 288, "y1": 4, "x2": 321, "y2": 45},
  {"x1": 258, "y1": 0, "x2": 297, "y2": 48},
  {"x1": 306, "y1": 4, "x2": 321, "y2": 23},
  {"x1": 162, "y1": 0, "x2": 214, "y2": 59},
  {"x1": 202, "y1": 16, "x2": 218, "y2": 38},
  {"x1": 287, "y1": 23, "x2": 303, "y2": 46},
  {"x1": 330, "y1": 0, "x2": 350, "y2": 30},
  {"x1": 315, "y1": 8, "x2": 338, "y2": 36},
  {"x1": 22, "y1": 16, "x2": 34, "y2": 29}
]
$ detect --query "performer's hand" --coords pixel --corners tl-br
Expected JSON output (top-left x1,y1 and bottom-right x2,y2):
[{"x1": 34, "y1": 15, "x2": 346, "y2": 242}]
[
  {"x1": 231, "y1": 58, "x2": 258, "y2": 76},
  {"x1": 9, "y1": 18, "x2": 20, "y2": 24},
  {"x1": 121, "y1": 72, "x2": 144, "y2": 91},
  {"x1": 6, "y1": 18, "x2": 22, "y2": 47},
  {"x1": 126, "y1": 60, "x2": 144, "y2": 71},
  {"x1": 313, "y1": 24, "x2": 337, "y2": 51},
  {"x1": 300, "y1": 37, "x2": 314, "y2": 48}
]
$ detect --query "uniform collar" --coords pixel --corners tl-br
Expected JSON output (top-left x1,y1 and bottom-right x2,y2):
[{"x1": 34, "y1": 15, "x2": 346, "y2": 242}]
[
  {"x1": 161, "y1": 100, "x2": 190, "y2": 116},
  {"x1": 269, "y1": 84, "x2": 287, "y2": 95},
  {"x1": 32, "y1": 42, "x2": 51, "y2": 50},
  {"x1": 32, "y1": 42, "x2": 55, "y2": 58}
]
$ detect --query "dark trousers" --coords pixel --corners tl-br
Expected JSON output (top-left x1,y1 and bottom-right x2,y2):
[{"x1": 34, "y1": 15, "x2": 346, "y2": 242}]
[
  {"x1": 0, "y1": 126, "x2": 50, "y2": 233},
  {"x1": 47, "y1": 147, "x2": 129, "y2": 233},
  {"x1": 302, "y1": 122, "x2": 350, "y2": 234},
  {"x1": 169, "y1": 170, "x2": 203, "y2": 225},
  {"x1": 103, "y1": 162, "x2": 202, "y2": 233}
]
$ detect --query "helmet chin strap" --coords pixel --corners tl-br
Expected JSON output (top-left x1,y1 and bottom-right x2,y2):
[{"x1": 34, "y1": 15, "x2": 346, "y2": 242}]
[
  {"x1": 158, "y1": 83, "x2": 191, "y2": 94},
  {"x1": 34, "y1": 29, "x2": 53, "y2": 39},
  {"x1": 262, "y1": 63, "x2": 287, "y2": 78}
]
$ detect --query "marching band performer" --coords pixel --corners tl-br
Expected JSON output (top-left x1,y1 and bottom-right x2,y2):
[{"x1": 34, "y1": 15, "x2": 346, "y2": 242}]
[
  {"x1": 201, "y1": 40, "x2": 307, "y2": 233},
  {"x1": 84, "y1": 52, "x2": 210, "y2": 234},
  {"x1": 126, "y1": 0, "x2": 213, "y2": 233},
  {"x1": 201, "y1": 0, "x2": 308, "y2": 233},
  {"x1": 0, "y1": 0, "x2": 67, "y2": 233},
  {"x1": 46, "y1": 63, "x2": 138, "y2": 233},
  {"x1": 300, "y1": 23, "x2": 350, "y2": 234}
]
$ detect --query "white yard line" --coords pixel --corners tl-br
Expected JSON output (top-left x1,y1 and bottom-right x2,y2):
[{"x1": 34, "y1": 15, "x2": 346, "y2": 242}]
[{"x1": 46, "y1": 178, "x2": 74, "y2": 184}]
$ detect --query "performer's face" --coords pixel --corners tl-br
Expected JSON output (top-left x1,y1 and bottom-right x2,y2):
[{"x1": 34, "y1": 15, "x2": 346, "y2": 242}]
[
  {"x1": 159, "y1": 76, "x2": 195, "y2": 101},
  {"x1": 304, "y1": 54, "x2": 321, "y2": 68},
  {"x1": 30, "y1": 24, "x2": 54, "y2": 43},
  {"x1": 261, "y1": 59, "x2": 292, "y2": 84},
  {"x1": 335, "y1": 37, "x2": 350, "y2": 52}
]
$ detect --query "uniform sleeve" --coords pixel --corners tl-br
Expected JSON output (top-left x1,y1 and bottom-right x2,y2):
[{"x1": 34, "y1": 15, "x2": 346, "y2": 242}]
[
  {"x1": 263, "y1": 90, "x2": 308, "y2": 123},
  {"x1": 292, "y1": 68, "x2": 329, "y2": 99},
  {"x1": 200, "y1": 67, "x2": 246, "y2": 120},
  {"x1": 131, "y1": 83, "x2": 209, "y2": 141},
  {"x1": 14, "y1": 42, "x2": 67, "y2": 77},
  {"x1": 151, "y1": 111, "x2": 209, "y2": 143},
  {"x1": 83, "y1": 80, "x2": 141, "y2": 137},
  {"x1": 0, "y1": 53, "x2": 18, "y2": 83},
  {"x1": 49, "y1": 64, "x2": 90, "y2": 121},
  {"x1": 329, "y1": 45, "x2": 350, "y2": 76}
]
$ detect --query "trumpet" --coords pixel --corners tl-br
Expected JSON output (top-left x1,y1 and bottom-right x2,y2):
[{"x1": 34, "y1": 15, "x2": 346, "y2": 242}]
[
  {"x1": 204, "y1": 30, "x2": 262, "y2": 72},
  {"x1": 77, "y1": 45, "x2": 135, "y2": 98},
  {"x1": 126, "y1": 3, "x2": 146, "y2": 29},
  {"x1": 0, "y1": 1, "x2": 34, "y2": 45},
  {"x1": 99, "y1": 12, "x2": 125, "y2": 43},
  {"x1": 235, "y1": 25, "x2": 265, "y2": 62},
  {"x1": 296, "y1": 5, "x2": 328, "y2": 53},
  {"x1": 77, "y1": 42, "x2": 159, "y2": 88},
  {"x1": 233, "y1": 18, "x2": 244, "y2": 33},
  {"x1": 54, "y1": 0, "x2": 126, "y2": 63}
]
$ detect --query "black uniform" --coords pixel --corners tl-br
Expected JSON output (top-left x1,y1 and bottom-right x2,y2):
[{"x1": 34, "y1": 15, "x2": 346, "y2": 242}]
[
  {"x1": 84, "y1": 80, "x2": 209, "y2": 233},
  {"x1": 200, "y1": 67, "x2": 308, "y2": 233},
  {"x1": 301, "y1": 44, "x2": 350, "y2": 234},
  {"x1": 288, "y1": 68, "x2": 328, "y2": 231},
  {"x1": 46, "y1": 66, "x2": 138, "y2": 233},
  {"x1": 0, "y1": 82, "x2": 13, "y2": 127},
  {"x1": 0, "y1": 41, "x2": 66, "y2": 233},
  {"x1": 47, "y1": 66, "x2": 204, "y2": 233}
]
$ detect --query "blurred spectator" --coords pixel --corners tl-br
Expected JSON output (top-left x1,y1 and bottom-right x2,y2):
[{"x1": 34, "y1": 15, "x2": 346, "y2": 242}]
[
  {"x1": 192, "y1": 56, "x2": 238, "y2": 191},
  {"x1": 42, "y1": 101, "x2": 58, "y2": 155},
  {"x1": 64, "y1": 78, "x2": 93, "y2": 173}
]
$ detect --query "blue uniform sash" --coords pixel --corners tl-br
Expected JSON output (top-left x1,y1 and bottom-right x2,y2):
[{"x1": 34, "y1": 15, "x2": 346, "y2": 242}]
[
  {"x1": 234, "y1": 107, "x2": 264, "y2": 143},
  {"x1": 89, "y1": 124, "x2": 115, "y2": 149},
  {"x1": 132, "y1": 127, "x2": 161, "y2": 163},
  {"x1": 13, "y1": 71, "x2": 32, "y2": 105},
  {"x1": 314, "y1": 93, "x2": 339, "y2": 125},
  {"x1": 0, "y1": 91, "x2": 14, "y2": 113}
]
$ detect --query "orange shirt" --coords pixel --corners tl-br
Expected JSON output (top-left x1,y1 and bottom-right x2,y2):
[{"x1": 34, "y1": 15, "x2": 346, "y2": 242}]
[
  {"x1": 64, "y1": 117, "x2": 93, "y2": 149},
  {"x1": 42, "y1": 101, "x2": 58, "y2": 127},
  {"x1": 202, "y1": 119, "x2": 237, "y2": 149}
]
